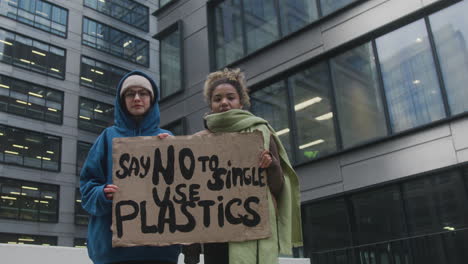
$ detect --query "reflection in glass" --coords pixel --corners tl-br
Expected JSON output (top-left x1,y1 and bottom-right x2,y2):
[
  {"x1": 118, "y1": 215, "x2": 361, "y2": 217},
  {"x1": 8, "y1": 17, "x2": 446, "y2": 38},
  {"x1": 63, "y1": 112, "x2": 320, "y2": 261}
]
[
  {"x1": 302, "y1": 198, "x2": 352, "y2": 255},
  {"x1": 244, "y1": 0, "x2": 280, "y2": 53},
  {"x1": 320, "y1": 0, "x2": 356, "y2": 16},
  {"x1": 430, "y1": 0, "x2": 468, "y2": 115},
  {"x1": 0, "y1": 75, "x2": 63, "y2": 124},
  {"x1": 290, "y1": 63, "x2": 336, "y2": 162},
  {"x1": 0, "y1": 0, "x2": 67, "y2": 37},
  {"x1": 403, "y1": 171, "x2": 468, "y2": 235},
  {"x1": 352, "y1": 186, "x2": 406, "y2": 244},
  {"x1": 84, "y1": 0, "x2": 148, "y2": 31},
  {"x1": 78, "y1": 97, "x2": 114, "y2": 134},
  {"x1": 250, "y1": 81, "x2": 293, "y2": 161},
  {"x1": 215, "y1": 0, "x2": 244, "y2": 68},
  {"x1": 80, "y1": 56, "x2": 128, "y2": 95},
  {"x1": 376, "y1": 20, "x2": 445, "y2": 133},
  {"x1": 279, "y1": 0, "x2": 318, "y2": 35},
  {"x1": 82, "y1": 18, "x2": 149, "y2": 66},
  {"x1": 160, "y1": 28, "x2": 182, "y2": 98},
  {"x1": 331, "y1": 42, "x2": 387, "y2": 147}
]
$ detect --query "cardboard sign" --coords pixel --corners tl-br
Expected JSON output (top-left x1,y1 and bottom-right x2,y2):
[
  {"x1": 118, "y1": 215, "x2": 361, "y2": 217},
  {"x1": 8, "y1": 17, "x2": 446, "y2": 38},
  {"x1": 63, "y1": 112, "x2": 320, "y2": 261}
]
[{"x1": 111, "y1": 132, "x2": 271, "y2": 247}]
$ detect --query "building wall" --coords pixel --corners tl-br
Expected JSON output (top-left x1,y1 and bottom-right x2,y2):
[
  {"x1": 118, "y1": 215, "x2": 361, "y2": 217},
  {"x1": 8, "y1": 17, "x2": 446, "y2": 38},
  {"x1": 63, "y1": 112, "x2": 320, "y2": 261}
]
[{"x1": 0, "y1": 0, "x2": 160, "y2": 246}]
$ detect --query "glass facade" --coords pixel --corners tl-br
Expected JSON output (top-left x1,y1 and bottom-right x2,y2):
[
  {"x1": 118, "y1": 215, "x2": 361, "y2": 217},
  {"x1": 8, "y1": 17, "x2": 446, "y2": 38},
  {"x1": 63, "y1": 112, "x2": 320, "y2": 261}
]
[
  {"x1": 302, "y1": 165, "x2": 468, "y2": 264},
  {"x1": 78, "y1": 97, "x2": 114, "y2": 134},
  {"x1": 82, "y1": 17, "x2": 149, "y2": 67},
  {"x1": 0, "y1": 28, "x2": 66, "y2": 79},
  {"x1": 0, "y1": 232, "x2": 57, "y2": 245},
  {"x1": 0, "y1": 74, "x2": 63, "y2": 124},
  {"x1": 250, "y1": 0, "x2": 468, "y2": 164},
  {"x1": 0, "y1": 177, "x2": 59, "y2": 222},
  {"x1": 76, "y1": 141, "x2": 92, "y2": 176},
  {"x1": 0, "y1": 0, "x2": 68, "y2": 37},
  {"x1": 75, "y1": 189, "x2": 88, "y2": 226},
  {"x1": 84, "y1": 0, "x2": 148, "y2": 32},
  {"x1": 80, "y1": 56, "x2": 128, "y2": 95},
  {"x1": 161, "y1": 118, "x2": 186, "y2": 136},
  {"x1": 0, "y1": 125, "x2": 61, "y2": 171},
  {"x1": 156, "y1": 22, "x2": 183, "y2": 99},
  {"x1": 211, "y1": 0, "x2": 358, "y2": 68},
  {"x1": 74, "y1": 237, "x2": 87, "y2": 248}
]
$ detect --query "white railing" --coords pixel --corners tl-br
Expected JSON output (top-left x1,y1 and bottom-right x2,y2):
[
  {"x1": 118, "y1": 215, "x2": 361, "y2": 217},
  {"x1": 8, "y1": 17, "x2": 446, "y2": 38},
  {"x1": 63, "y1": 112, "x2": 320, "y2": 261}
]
[{"x1": 0, "y1": 244, "x2": 310, "y2": 264}]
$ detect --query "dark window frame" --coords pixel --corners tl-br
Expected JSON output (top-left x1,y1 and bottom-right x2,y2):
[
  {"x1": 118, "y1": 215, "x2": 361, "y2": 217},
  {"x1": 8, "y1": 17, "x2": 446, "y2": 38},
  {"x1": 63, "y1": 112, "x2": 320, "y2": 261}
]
[
  {"x1": 153, "y1": 20, "x2": 184, "y2": 102},
  {"x1": 0, "y1": 0, "x2": 69, "y2": 38},
  {"x1": 207, "y1": 0, "x2": 368, "y2": 71},
  {"x1": 248, "y1": 0, "x2": 464, "y2": 167},
  {"x1": 0, "y1": 232, "x2": 58, "y2": 245},
  {"x1": 0, "y1": 74, "x2": 64, "y2": 124},
  {"x1": 74, "y1": 188, "x2": 89, "y2": 226},
  {"x1": 76, "y1": 141, "x2": 92, "y2": 176},
  {"x1": 83, "y1": 0, "x2": 149, "y2": 32},
  {"x1": 0, "y1": 27, "x2": 67, "y2": 79},
  {"x1": 161, "y1": 117, "x2": 187, "y2": 136},
  {"x1": 153, "y1": 0, "x2": 179, "y2": 17},
  {"x1": 0, "y1": 176, "x2": 60, "y2": 223},
  {"x1": 0, "y1": 124, "x2": 62, "y2": 172},
  {"x1": 81, "y1": 17, "x2": 150, "y2": 67}
]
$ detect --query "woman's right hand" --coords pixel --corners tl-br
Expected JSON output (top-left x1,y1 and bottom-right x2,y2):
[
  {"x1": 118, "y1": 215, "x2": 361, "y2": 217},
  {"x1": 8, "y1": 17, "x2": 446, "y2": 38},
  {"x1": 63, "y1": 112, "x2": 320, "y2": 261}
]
[{"x1": 103, "y1": 184, "x2": 119, "y2": 200}]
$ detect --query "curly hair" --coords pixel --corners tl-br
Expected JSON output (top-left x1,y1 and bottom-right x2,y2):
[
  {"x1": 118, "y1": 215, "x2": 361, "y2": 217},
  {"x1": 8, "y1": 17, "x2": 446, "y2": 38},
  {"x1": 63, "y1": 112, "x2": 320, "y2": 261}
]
[{"x1": 203, "y1": 68, "x2": 250, "y2": 108}]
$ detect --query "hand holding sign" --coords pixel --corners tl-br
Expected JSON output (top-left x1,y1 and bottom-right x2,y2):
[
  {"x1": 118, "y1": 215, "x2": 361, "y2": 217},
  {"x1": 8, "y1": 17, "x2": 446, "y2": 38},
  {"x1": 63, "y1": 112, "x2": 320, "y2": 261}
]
[{"x1": 111, "y1": 131, "x2": 270, "y2": 247}]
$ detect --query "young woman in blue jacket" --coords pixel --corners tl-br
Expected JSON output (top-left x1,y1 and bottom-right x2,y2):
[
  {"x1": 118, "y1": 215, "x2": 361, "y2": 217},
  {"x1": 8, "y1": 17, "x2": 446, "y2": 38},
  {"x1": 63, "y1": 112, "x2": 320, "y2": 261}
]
[{"x1": 80, "y1": 70, "x2": 181, "y2": 264}]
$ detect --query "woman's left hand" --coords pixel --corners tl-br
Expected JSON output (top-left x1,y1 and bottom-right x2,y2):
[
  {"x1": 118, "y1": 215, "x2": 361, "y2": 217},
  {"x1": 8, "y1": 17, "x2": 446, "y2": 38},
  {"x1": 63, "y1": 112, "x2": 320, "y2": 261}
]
[
  {"x1": 157, "y1": 133, "x2": 171, "y2": 139},
  {"x1": 259, "y1": 150, "x2": 273, "y2": 168}
]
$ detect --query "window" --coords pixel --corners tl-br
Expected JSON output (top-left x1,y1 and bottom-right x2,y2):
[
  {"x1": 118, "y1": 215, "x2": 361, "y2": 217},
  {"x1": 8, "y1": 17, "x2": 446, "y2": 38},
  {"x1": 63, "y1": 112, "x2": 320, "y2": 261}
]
[
  {"x1": 0, "y1": 28, "x2": 66, "y2": 79},
  {"x1": 0, "y1": 0, "x2": 68, "y2": 37},
  {"x1": 78, "y1": 97, "x2": 114, "y2": 134},
  {"x1": 0, "y1": 125, "x2": 61, "y2": 171},
  {"x1": 0, "y1": 74, "x2": 63, "y2": 124},
  {"x1": 430, "y1": 0, "x2": 468, "y2": 116},
  {"x1": 84, "y1": 0, "x2": 148, "y2": 32},
  {"x1": 0, "y1": 232, "x2": 57, "y2": 245},
  {"x1": 0, "y1": 177, "x2": 59, "y2": 222},
  {"x1": 290, "y1": 63, "x2": 337, "y2": 163},
  {"x1": 251, "y1": 81, "x2": 294, "y2": 159},
  {"x1": 75, "y1": 189, "x2": 88, "y2": 226},
  {"x1": 82, "y1": 17, "x2": 149, "y2": 67},
  {"x1": 74, "y1": 238, "x2": 87, "y2": 248},
  {"x1": 210, "y1": 0, "x2": 359, "y2": 68},
  {"x1": 330, "y1": 42, "x2": 387, "y2": 148},
  {"x1": 161, "y1": 118, "x2": 186, "y2": 136},
  {"x1": 154, "y1": 21, "x2": 183, "y2": 100},
  {"x1": 80, "y1": 56, "x2": 128, "y2": 95},
  {"x1": 76, "y1": 141, "x2": 92, "y2": 176},
  {"x1": 302, "y1": 164, "x2": 468, "y2": 263},
  {"x1": 376, "y1": 19, "x2": 445, "y2": 133}
]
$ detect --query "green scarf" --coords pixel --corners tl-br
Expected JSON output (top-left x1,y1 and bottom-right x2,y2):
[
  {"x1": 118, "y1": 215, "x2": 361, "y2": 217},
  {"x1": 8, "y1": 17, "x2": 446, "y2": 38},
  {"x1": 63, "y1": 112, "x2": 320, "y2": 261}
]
[{"x1": 205, "y1": 109, "x2": 303, "y2": 264}]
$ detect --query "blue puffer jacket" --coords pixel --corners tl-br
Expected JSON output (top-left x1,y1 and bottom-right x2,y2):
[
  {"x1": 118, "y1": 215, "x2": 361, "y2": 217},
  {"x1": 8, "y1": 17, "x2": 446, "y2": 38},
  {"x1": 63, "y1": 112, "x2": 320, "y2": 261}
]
[{"x1": 79, "y1": 70, "x2": 181, "y2": 264}]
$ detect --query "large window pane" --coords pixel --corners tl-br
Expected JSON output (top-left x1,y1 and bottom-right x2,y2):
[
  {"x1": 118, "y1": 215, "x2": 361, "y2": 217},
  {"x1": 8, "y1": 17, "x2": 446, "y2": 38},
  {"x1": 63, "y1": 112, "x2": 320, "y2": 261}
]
[
  {"x1": 84, "y1": 0, "x2": 148, "y2": 32},
  {"x1": 250, "y1": 81, "x2": 294, "y2": 161},
  {"x1": 302, "y1": 198, "x2": 352, "y2": 256},
  {"x1": 376, "y1": 19, "x2": 445, "y2": 133},
  {"x1": 403, "y1": 170, "x2": 468, "y2": 235},
  {"x1": 352, "y1": 186, "x2": 406, "y2": 245},
  {"x1": 161, "y1": 119, "x2": 186, "y2": 136},
  {"x1": 214, "y1": 0, "x2": 244, "y2": 68},
  {"x1": 0, "y1": 74, "x2": 63, "y2": 124},
  {"x1": 82, "y1": 17, "x2": 149, "y2": 66},
  {"x1": 75, "y1": 189, "x2": 89, "y2": 225},
  {"x1": 0, "y1": 177, "x2": 59, "y2": 222},
  {"x1": 320, "y1": 0, "x2": 356, "y2": 16},
  {"x1": 290, "y1": 63, "x2": 337, "y2": 162},
  {"x1": 430, "y1": 1, "x2": 468, "y2": 115},
  {"x1": 0, "y1": 232, "x2": 57, "y2": 245},
  {"x1": 331, "y1": 42, "x2": 387, "y2": 147},
  {"x1": 243, "y1": 0, "x2": 279, "y2": 53},
  {"x1": 78, "y1": 97, "x2": 114, "y2": 134},
  {"x1": 279, "y1": 0, "x2": 318, "y2": 35},
  {"x1": 159, "y1": 25, "x2": 182, "y2": 99},
  {"x1": 77, "y1": 141, "x2": 92, "y2": 176},
  {"x1": 0, "y1": 0, "x2": 67, "y2": 37},
  {"x1": 80, "y1": 56, "x2": 128, "y2": 95},
  {"x1": 0, "y1": 125, "x2": 61, "y2": 171}
]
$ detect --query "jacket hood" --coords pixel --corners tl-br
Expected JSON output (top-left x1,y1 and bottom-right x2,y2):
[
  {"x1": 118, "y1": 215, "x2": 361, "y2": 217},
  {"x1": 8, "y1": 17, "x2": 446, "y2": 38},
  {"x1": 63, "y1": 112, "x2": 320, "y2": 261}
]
[{"x1": 113, "y1": 70, "x2": 161, "y2": 134}]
